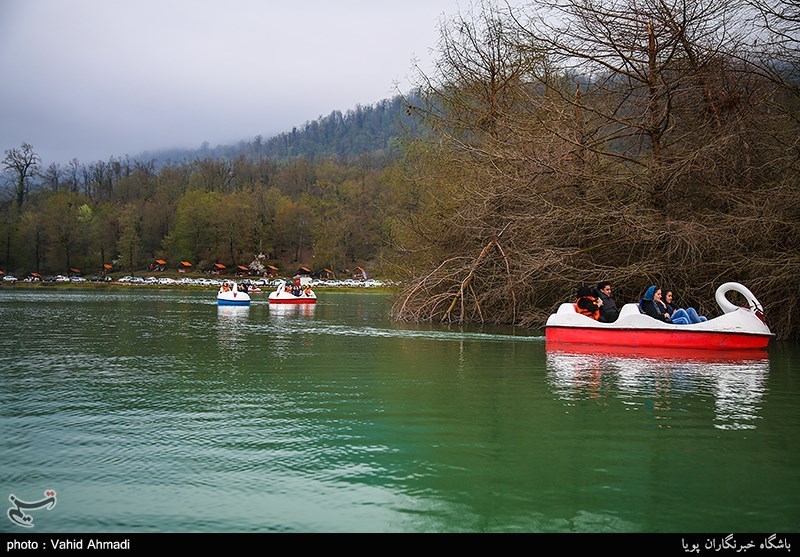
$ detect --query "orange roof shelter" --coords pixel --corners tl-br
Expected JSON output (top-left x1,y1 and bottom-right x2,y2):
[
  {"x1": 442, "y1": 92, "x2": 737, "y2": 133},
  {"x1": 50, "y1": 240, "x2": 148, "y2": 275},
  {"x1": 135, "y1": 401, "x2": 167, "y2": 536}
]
[
  {"x1": 103, "y1": 263, "x2": 113, "y2": 270},
  {"x1": 214, "y1": 263, "x2": 226, "y2": 269},
  {"x1": 155, "y1": 259, "x2": 167, "y2": 265},
  {"x1": 70, "y1": 268, "x2": 81, "y2": 274},
  {"x1": 180, "y1": 261, "x2": 192, "y2": 267},
  {"x1": 237, "y1": 265, "x2": 249, "y2": 271}
]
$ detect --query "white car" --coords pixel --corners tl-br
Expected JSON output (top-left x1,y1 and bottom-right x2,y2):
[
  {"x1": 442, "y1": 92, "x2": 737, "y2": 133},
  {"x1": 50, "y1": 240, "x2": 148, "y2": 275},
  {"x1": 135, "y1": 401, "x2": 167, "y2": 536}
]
[{"x1": 3, "y1": 275, "x2": 18, "y2": 283}]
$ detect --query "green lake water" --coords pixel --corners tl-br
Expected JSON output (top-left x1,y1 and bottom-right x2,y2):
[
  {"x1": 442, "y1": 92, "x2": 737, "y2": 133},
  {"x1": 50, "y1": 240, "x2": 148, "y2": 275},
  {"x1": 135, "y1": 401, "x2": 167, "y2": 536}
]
[{"x1": 0, "y1": 288, "x2": 798, "y2": 533}]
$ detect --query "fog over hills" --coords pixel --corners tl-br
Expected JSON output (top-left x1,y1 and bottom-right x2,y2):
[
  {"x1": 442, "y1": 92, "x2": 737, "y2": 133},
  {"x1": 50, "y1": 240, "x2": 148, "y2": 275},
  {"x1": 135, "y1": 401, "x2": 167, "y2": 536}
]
[{"x1": 135, "y1": 93, "x2": 420, "y2": 168}]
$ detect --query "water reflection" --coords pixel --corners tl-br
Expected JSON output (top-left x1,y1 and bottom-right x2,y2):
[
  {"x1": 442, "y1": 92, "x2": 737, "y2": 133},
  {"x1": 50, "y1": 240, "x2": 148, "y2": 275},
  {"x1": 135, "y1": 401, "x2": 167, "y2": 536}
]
[
  {"x1": 217, "y1": 305, "x2": 250, "y2": 349},
  {"x1": 545, "y1": 343, "x2": 770, "y2": 430},
  {"x1": 268, "y1": 303, "x2": 316, "y2": 319}
]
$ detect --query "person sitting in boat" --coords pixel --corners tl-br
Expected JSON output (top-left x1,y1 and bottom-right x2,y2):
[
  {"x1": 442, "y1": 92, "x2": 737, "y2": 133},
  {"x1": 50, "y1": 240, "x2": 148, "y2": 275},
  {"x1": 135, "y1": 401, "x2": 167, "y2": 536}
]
[
  {"x1": 303, "y1": 286, "x2": 313, "y2": 297},
  {"x1": 641, "y1": 286, "x2": 702, "y2": 325},
  {"x1": 640, "y1": 286, "x2": 671, "y2": 322},
  {"x1": 221, "y1": 282, "x2": 231, "y2": 293},
  {"x1": 664, "y1": 289, "x2": 707, "y2": 324},
  {"x1": 596, "y1": 281, "x2": 619, "y2": 323},
  {"x1": 291, "y1": 279, "x2": 301, "y2": 296},
  {"x1": 574, "y1": 285, "x2": 603, "y2": 320}
]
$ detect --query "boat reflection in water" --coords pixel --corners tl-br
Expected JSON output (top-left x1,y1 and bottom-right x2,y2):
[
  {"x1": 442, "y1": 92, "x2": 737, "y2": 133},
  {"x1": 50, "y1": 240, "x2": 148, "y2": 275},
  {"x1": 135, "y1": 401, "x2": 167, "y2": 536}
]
[
  {"x1": 545, "y1": 343, "x2": 770, "y2": 430},
  {"x1": 268, "y1": 302, "x2": 316, "y2": 319},
  {"x1": 216, "y1": 304, "x2": 250, "y2": 353},
  {"x1": 217, "y1": 304, "x2": 250, "y2": 324}
]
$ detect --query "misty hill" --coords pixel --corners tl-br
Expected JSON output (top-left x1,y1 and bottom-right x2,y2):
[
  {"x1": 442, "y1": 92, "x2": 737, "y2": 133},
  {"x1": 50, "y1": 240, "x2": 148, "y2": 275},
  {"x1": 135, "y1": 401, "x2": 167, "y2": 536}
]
[{"x1": 139, "y1": 93, "x2": 420, "y2": 167}]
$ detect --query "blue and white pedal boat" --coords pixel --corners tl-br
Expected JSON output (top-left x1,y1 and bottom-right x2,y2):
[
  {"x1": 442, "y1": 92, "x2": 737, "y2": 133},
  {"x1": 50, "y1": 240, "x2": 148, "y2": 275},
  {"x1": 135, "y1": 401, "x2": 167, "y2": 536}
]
[{"x1": 217, "y1": 281, "x2": 251, "y2": 306}]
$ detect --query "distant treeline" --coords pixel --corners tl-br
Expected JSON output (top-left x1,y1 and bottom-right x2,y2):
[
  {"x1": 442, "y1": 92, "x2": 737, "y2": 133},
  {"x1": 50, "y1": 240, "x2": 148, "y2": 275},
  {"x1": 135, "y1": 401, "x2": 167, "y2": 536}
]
[
  {"x1": 0, "y1": 96, "x2": 426, "y2": 280},
  {"x1": 0, "y1": 151, "x2": 404, "y2": 281}
]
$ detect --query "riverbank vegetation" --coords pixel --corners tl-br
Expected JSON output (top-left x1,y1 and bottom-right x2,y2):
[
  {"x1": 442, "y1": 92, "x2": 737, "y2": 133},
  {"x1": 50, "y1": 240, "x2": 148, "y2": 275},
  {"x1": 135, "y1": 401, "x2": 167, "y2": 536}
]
[{"x1": 388, "y1": 0, "x2": 800, "y2": 340}]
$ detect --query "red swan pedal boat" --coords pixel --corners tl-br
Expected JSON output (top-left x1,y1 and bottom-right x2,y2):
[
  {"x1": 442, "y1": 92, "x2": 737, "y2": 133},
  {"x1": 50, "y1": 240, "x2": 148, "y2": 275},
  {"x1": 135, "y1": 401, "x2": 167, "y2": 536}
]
[
  {"x1": 545, "y1": 282, "x2": 773, "y2": 350},
  {"x1": 268, "y1": 279, "x2": 317, "y2": 305}
]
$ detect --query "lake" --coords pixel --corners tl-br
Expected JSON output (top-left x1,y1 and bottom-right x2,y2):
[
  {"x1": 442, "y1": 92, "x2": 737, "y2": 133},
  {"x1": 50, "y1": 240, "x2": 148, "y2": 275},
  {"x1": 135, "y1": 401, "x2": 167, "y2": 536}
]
[{"x1": 0, "y1": 288, "x2": 797, "y2": 533}]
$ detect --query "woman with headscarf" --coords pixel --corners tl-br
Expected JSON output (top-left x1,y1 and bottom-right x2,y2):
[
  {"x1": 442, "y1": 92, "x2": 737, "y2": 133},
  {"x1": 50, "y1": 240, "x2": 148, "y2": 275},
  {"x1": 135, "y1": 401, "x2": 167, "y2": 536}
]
[
  {"x1": 639, "y1": 286, "x2": 671, "y2": 322},
  {"x1": 640, "y1": 286, "x2": 704, "y2": 325}
]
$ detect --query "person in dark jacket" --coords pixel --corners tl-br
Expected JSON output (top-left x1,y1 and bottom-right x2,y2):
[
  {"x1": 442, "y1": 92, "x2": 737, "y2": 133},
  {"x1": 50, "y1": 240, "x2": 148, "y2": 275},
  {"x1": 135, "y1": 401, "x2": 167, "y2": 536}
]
[{"x1": 596, "y1": 281, "x2": 619, "y2": 323}]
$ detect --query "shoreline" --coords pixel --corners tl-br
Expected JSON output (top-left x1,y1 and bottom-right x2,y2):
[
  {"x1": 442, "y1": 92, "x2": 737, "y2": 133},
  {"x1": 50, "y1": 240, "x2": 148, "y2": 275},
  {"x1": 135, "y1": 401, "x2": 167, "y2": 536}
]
[{"x1": 0, "y1": 281, "x2": 398, "y2": 296}]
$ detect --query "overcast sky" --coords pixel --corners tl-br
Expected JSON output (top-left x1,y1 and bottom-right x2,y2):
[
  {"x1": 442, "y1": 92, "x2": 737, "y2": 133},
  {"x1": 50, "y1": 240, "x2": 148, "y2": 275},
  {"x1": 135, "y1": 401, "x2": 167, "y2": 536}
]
[{"x1": 0, "y1": 0, "x2": 471, "y2": 165}]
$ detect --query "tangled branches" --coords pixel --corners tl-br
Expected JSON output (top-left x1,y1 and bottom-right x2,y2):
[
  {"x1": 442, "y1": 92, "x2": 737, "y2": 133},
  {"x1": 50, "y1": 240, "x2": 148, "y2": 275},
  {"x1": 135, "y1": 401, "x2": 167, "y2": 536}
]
[{"x1": 388, "y1": 0, "x2": 800, "y2": 340}]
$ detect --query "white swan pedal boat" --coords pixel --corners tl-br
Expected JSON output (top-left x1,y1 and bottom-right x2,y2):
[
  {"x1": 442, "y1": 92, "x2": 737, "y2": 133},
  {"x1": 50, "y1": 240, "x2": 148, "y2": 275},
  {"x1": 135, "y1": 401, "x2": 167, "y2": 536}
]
[
  {"x1": 217, "y1": 281, "x2": 251, "y2": 306},
  {"x1": 545, "y1": 282, "x2": 774, "y2": 350},
  {"x1": 268, "y1": 279, "x2": 317, "y2": 305}
]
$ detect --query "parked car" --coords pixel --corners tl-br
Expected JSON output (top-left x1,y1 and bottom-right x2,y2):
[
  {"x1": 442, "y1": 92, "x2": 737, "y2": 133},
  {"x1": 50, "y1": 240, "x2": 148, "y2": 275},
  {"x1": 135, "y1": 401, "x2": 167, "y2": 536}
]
[{"x1": 3, "y1": 275, "x2": 18, "y2": 283}]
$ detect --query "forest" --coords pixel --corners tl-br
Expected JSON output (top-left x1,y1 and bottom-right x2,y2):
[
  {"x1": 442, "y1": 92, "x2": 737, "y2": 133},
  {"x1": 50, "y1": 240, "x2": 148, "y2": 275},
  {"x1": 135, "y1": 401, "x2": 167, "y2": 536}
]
[
  {"x1": 2, "y1": 0, "x2": 799, "y2": 339},
  {"x1": 0, "y1": 98, "x2": 412, "y2": 281}
]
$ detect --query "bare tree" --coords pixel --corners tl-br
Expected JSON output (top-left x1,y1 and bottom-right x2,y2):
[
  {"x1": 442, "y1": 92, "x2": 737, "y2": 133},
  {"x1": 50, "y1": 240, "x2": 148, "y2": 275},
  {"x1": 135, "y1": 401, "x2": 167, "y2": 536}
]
[
  {"x1": 3, "y1": 142, "x2": 41, "y2": 208},
  {"x1": 65, "y1": 158, "x2": 82, "y2": 193},
  {"x1": 42, "y1": 163, "x2": 62, "y2": 191}
]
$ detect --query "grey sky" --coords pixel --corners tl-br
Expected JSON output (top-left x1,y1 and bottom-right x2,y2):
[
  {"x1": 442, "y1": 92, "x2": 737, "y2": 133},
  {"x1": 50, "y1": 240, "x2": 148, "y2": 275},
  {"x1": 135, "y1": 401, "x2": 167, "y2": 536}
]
[{"x1": 0, "y1": 0, "x2": 464, "y2": 165}]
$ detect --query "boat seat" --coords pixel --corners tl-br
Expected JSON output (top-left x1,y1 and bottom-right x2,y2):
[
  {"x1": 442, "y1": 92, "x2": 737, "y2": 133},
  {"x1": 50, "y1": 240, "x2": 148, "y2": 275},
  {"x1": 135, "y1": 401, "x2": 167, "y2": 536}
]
[{"x1": 618, "y1": 303, "x2": 642, "y2": 320}]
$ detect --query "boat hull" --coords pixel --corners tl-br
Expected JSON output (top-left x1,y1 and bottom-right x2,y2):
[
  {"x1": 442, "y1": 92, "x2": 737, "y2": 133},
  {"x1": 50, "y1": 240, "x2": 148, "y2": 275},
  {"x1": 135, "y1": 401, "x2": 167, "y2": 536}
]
[
  {"x1": 268, "y1": 296, "x2": 317, "y2": 305},
  {"x1": 545, "y1": 341, "x2": 769, "y2": 362},
  {"x1": 545, "y1": 325, "x2": 771, "y2": 350},
  {"x1": 217, "y1": 298, "x2": 251, "y2": 306}
]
